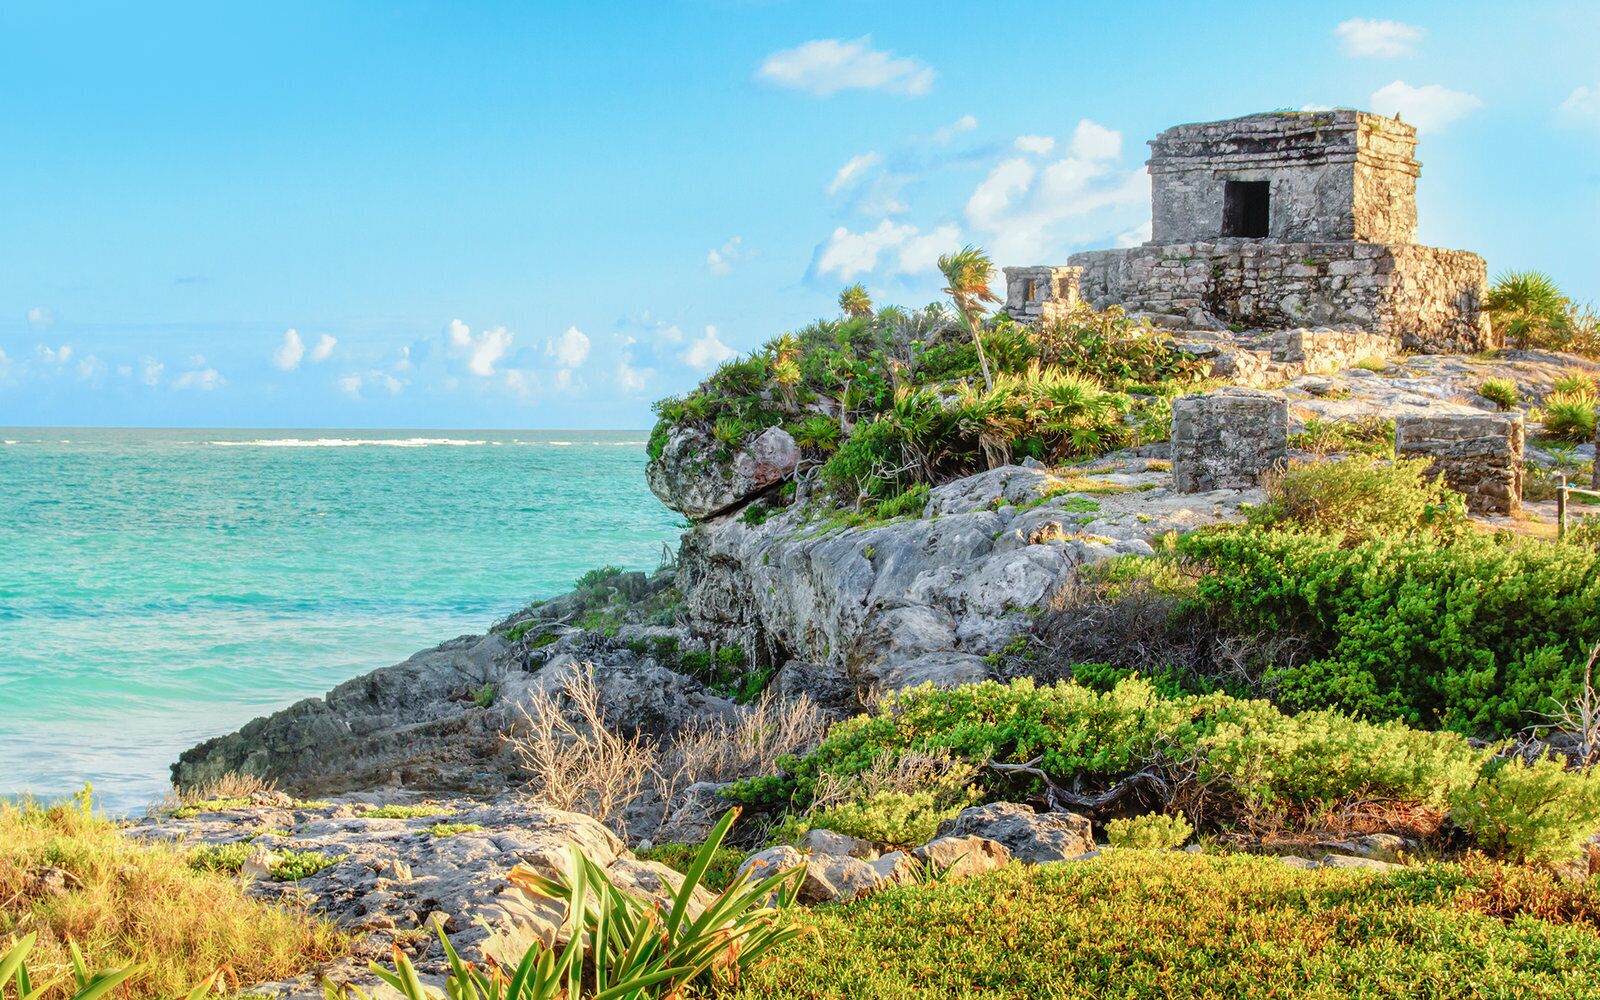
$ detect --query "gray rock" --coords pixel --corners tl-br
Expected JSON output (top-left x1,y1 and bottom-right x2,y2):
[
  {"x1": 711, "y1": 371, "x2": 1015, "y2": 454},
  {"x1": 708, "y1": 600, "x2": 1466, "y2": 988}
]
[
  {"x1": 935, "y1": 802, "x2": 1093, "y2": 864},
  {"x1": 912, "y1": 835, "x2": 1012, "y2": 879},
  {"x1": 1318, "y1": 853, "x2": 1401, "y2": 872},
  {"x1": 1279, "y1": 855, "x2": 1319, "y2": 870},
  {"x1": 647, "y1": 424, "x2": 799, "y2": 521},
  {"x1": 735, "y1": 845, "x2": 885, "y2": 904},
  {"x1": 803, "y1": 828, "x2": 878, "y2": 860},
  {"x1": 867, "y1": 850, "x2": 919, "y2": 887},
  {"x1": 652, "y1": 782, "x2": 734, "y2": 845}
]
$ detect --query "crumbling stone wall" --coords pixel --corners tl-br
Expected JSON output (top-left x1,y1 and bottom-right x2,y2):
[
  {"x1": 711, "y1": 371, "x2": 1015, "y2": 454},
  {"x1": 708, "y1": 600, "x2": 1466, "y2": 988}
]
[
  {"x1": 1069, "y1": 241, "x2": 1489, "y2": 353},
  {"x1": 1002, "y1": 266, "x2": 1083, "y2": 325},
  {"x1": 1148, "y1": 111, "x2": 1418, "y2": 245},
  {"x1": 1395, "y1": 413, "x2": 1524, "y2": 515},
  {"x1": 1171, "y1": 388, "x2": 1288, "y2": 492}
]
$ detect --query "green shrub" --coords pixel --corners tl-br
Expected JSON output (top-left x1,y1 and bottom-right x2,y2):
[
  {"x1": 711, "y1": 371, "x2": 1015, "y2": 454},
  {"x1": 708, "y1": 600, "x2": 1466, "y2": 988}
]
[
  {"x1": 1451, "y1": 755, "x2": 1600, "y2": 864},
  {"x1": 186, "y1": 841, "x2": 252, "y2": 874},
  {"x1": 1287, "y1": 416, "x2": 1394, "y2": 458},
  {"x1": 424, "y1": 822, "x2": 486, "y2": 838},
  {"x1": 186, "y1": 843, "x2": 342, "y2": 881},
  {"x1": 1177, "y1": 527, "x2": 1600, "y2": 732},
  {"x1": 362, "y1": 803, "x2": 455, "y2": 819},
  {"x1": 471, "y1": 683, "x2": 495, "y2": 709},
  {"x1": 1552, "y1": 372, "x2": 1598, "y2": 396},
  {"x1": 270, "y1": 849, "x2": 343, "y2": 881},
  {"x1": 730, "y1": 677, "x2": 1486, "y2": 837},
  {"x1": 1251, "y1": 456, "x2": 1465, "y2": 543},
  {"x1": 1105, "y1": 813, "x2": 1193, "y2": 850},
  {"x1": 1478, "y1": 377, "x2": 1518, "y2": 410},
  {"x1": 1543, "y1": 389, "x2": 1597, "y2": 443},
  {"x1": 873, "y1": 482, "x2": 930, "y2": 520},
  {"x1": 1487, "y1": 271, "x2": 1574, "y2": 351},
  {"x1": 635, "y1": 842, "x2": 747, "y2": 892}
]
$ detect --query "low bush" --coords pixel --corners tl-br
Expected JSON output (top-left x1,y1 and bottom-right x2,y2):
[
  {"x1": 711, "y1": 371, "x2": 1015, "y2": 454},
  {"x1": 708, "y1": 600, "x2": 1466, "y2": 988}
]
[
  {"x1": 1104, "y1": 812, "x2": 1192, "y2": 850},
  {"x1": 1450, "y1": 754, "x2": 1600, "y2": 864},
  {"x1": 1478, "y1": 377, "x2": 1518, "y2": 410},
  {"x1": 361, "y1": 803, "x2": 454, "y2": 820},
  {"x1": 1176, "y1": 527, "x2": 1600, "y2": 732},
  {"x1": 726, "y1": 852, "x2": 1600, "y2": 999},
  {"x1": 1250, "y1": 455, "x2": 1464, "y2": 543},
  {"x1": 1542, "y1": 388, "x2": 1597, "y2": 443},
  {"x1": 1287, "y1": 415, "x2": 1395, "y2": 457}
]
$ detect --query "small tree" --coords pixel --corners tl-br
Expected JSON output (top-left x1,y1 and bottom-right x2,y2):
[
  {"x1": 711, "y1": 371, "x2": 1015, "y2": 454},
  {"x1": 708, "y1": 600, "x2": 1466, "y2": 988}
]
[
  {"x1": 938, "y1": 245, "x2": 1001, "y2": 392},
  {"x1": 1487, "y1": 271, "x2": 1571, "y2": 350},
  {"x1": 839, "y1": 283, "x2": 874, "y2": 319}
]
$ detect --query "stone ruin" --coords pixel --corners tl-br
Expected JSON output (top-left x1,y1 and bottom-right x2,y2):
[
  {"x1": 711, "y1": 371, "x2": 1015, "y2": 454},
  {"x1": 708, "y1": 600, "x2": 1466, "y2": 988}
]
[
  {"x1": 1005, "y1": 110, "x2": 1492, "y2": 353},
  {"x1": 1395, "y1": 412, "x2": 1525, "y2": 515},
  {"x1": 1171, "y1": 388, "x2": 1288, "y2": 493}
]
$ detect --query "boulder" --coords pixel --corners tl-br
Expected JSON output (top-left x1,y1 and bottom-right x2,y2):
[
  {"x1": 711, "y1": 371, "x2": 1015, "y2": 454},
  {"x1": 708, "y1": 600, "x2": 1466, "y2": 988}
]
[
  {"x1": 935, "y1": 802, "x2": 1094, "y2": 864},
  {"x1": 867, "y1": 850, "x2": 920, "y2": 888},
  {"x1": 803, "y1": 828, "x2": 878, "y2": 860},
  {"x1": 912, "y1": 835, "x2": 1011, "y2": 880},
  {"x1": 652, "y1": 782, "x2": 735, "y2": 845},
  {"x1": 647, "y1": 424, "x2": 799, "y2": 521},
  {"x1": 735, "y1": 845, "x2": 884, "y2": 904}
]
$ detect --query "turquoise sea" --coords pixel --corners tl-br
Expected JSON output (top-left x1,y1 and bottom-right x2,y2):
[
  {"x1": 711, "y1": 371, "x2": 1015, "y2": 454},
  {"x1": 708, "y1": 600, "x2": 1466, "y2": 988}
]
[{"x1": 0, "y1": 429, "x2": 682, "y2": 813}]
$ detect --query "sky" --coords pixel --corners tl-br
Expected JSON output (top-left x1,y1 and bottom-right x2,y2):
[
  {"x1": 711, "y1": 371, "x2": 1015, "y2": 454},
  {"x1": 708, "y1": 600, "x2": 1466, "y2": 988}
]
[{"x1": 1, "y1": 1, "x2": 1596, "y2": 429}]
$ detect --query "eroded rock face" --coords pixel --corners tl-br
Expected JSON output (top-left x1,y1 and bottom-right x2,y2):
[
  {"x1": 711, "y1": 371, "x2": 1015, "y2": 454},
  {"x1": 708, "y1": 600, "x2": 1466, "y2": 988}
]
[
  {"x1": 913, "y1": 834, "x2": 1012, "y2": 879},
  {"x1": 646, "y1": 425, "x2": 799, "y2": 521},
  {"x1": 935, "y1": 802, "x2": 1094, "y2": 863}
]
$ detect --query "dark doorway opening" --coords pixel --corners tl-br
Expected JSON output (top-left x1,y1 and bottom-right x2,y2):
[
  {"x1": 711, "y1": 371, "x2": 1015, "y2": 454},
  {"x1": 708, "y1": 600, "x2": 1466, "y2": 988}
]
[{"x1": 1222, "y1": 180, "x2": 1270, "y2": 238}]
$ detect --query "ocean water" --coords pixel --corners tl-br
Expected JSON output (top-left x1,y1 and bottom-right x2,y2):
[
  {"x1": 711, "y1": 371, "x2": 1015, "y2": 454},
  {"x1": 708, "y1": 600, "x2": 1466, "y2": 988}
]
[{"x1": 0, "y1": 428, "x2": 682, "y2": 813}]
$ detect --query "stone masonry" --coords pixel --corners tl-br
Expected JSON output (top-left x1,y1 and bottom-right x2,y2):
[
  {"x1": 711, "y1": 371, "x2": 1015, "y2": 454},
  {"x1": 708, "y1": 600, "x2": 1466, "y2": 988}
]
[
  {"x1": 1395, "y1": 412, "x2": 1524, "y2": 515},
  {"x1": 1001, "y1": 265, "x2": 1082, "y2": 325},
  {"x1": 1006, "y1": 110, "x2": 1493, "y2": 353},
  {"x1": 1171, "y1": 388, "x2": 1288, "y2": 492}
]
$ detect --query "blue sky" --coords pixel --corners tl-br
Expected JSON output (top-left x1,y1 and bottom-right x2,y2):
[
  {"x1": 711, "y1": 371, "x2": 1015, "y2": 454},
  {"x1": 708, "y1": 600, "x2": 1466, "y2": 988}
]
[{"x1": 2, "y1": 1, "x2": 1596, "y2": 429}]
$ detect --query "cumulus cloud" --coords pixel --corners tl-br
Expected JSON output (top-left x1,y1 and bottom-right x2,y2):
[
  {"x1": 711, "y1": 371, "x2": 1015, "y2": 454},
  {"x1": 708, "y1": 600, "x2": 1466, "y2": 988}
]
[
  {"x1": 26, "y1": 306, "x2": 54, "y2": 330},
  {"x1": 141, "y1": 358, "x2": 164, "y2": 387},
  {"x1": 546, "y1": 326, "x2": 591, "y2": 368},
  {"x1": 447, "y1": 319, "x2": 514, "y2": 377},
  {"x1": 173, "y1": 364, "x2": 225, "y2": 391},
  {"x1": 272, "y1": 329, "x2": 305, "y2": 370},
  {"x1": 36, "y1": 343, "x2": 72, "y2": 365},
  {"x1": 310, "y1": 334, "x2": 336, "y2": 362},
  {"x1": 1014, "y1": 135, "x2": 1056, "y2": 155},
  {"x1": 1559, "y1": 84, "x2": 1600, "y2": 126},
  {"x1": 707, "y1": 236, "x2": 744, "y2": 275},
  {"x1": 1336, "y1": 18, "x2": 1424, "y2": 58},
  {"x1": 828, "y1": 153, "x2": 882, "y2": 195},
  {"x1": 1370, "y1": 81, "x2": 1484, "y2": 132},
  {"x1": 680, "y1": 326, "x2": 738, "y2": 370},
  {"x1": 757, "y1": 36, "x2": 934, "y2": 97},
  {"x1": 337, "y1": 370, "x2": 404, "y2": 399},
  {"x1": 962, "y1": 118, "x2": 1147, "y2": 262},
  {"x1": 813, "y1": 220, "x2": 961, "y2": 281},
  {"x1": 616, "y1": 361, "x2": 650, "y2": 393},
  {"x1": 76, "y1": 354, "x2": 106, "y2": 382}
]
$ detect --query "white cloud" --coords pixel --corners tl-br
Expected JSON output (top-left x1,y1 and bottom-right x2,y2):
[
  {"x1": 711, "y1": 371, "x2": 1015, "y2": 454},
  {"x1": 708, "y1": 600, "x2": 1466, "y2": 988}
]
[
  {"x1": 338, "y1": 370, "x2": 403, "y2": 399},
  {"x1": 1559, "y1": 84, "x2": 1600, "y2": 126},
  {"x1": 616, "y1": 361, "x2": 650, "y2": 393},
  {"x1": 76, "y1": 354, "x2": 106, "y2": 381},
  {"x1": 141, "y1": 358, "x2": 164, "y2": 387},
  {"x1": 966, "y1": 158, "x2": 1036, "y2": 233},
  {"x1": 310, "y1": 334, "x2": 336, "y2": 362},
  {"x1": 546, "y1": 325, "x2": 591, "y2": 368},
  {"x1": 706, "y1": 236, "x2": 744, "y2": 275},
  {"x1": 272, "y1": 329, "x2": 305, "y2": 370},
  {"x1": 337, "y1": 374, "x2": 363, "y2": 398},
  {"x1": 680, "y1": 326, "x2": 738, "y2": 370},
  {"x1": 447, "y1": 320, "x2": 514, "y2": 377},
  {"x1": 394, "y1": 345, "x2": 412, "y2": 371},
  {"x1": 1336, "y1": 18, "x2": 1424, "y2": 58},
  {"x1": 36, "y1": 343, "x2": 72, "y2": 365},
  {"x1": 828, "y1": 153, "x2": 882, "y2": 195},
  {"x1": 1370, "y1": 81, "x2": 1484, "y2": 132},
  {"x1": 26, "y1": 306, "x2": 54, "y2": 330},
  {"x1": 1014, "y1": 135, "x2": 1056, "y2": 155},
  {"x1": 504, "y1": 369, "x2": 540, "y2": 399},
  {"x1": 173, "y1": 366, "x2": 225, "y2": 391},
  {"x1": 757, "y1": 36, "x2": 934, "y2": 97},
  {"x1": 813, "y1": 219, "x2": 961, "y2": 281},
  {"x1": 932, "y1": 114, "x2": 978, "y2": 144},
  {"x1": 1068, "y1": 119, "x2": 1122, "y2": 161}
]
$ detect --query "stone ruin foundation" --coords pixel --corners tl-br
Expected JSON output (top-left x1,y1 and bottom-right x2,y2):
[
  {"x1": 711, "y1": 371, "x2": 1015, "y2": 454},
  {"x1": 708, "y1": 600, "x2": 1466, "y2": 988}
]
[
  {"x1": 1395, "y1": 412, "x2": 1525, "y2": 515},
  {"x1": 1171, "y1": 388, "x2": 1288, "y2": 493}
]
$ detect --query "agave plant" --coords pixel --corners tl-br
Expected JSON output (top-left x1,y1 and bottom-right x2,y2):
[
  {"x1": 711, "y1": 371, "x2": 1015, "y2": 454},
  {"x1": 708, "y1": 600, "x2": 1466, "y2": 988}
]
[
  {"x1": 335, "y1": 808, "x2": 802, "y2": 1000},
  {"x1": 1, "y1": 934, "x2": 150, "y2": 1000}
]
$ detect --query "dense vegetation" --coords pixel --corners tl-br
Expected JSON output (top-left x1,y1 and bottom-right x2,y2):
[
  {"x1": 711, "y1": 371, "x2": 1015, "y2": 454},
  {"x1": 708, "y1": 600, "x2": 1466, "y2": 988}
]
[
  {"x1": 1487, "y1": 270, "x2": 1600, "y2": 357},
  {"x1": 729, "y1": 852, "x2": 1600, "y2": 999}
]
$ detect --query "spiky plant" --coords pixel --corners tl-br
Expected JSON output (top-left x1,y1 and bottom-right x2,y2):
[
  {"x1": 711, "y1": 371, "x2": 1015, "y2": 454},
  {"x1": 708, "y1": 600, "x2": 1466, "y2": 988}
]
[
  {"x1": 838, "y1": 283, "x2": 874, "y2": 320},
  {"x1": 1487, "y1": 271, "x2": 1571, "y2": 350},
  {"x1": 938, "y1": 246, "x2": 1001, "y2": 393}
]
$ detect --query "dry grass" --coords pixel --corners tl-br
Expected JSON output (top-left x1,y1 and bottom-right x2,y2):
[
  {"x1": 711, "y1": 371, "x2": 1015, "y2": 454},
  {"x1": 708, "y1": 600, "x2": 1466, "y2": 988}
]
[
  {"x1": 0, "y1": 792, "x2": 346, "y2": 1000},
  {"x1": 508, "y1": 664, "x2": 657, "y2": 833},
  {"x1": 508, "y1": 662, "x2": 829, "y2": 839}
]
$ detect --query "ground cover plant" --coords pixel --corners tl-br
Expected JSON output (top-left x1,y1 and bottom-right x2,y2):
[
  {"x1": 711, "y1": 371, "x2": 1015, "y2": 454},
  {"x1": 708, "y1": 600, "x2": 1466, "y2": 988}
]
[
  {"x1": 725, "y1": 851, "x2": 1600, "y2": 1000},
  {"x1": 0, "y1": 790, "x2": 345, "y2": 1000}
]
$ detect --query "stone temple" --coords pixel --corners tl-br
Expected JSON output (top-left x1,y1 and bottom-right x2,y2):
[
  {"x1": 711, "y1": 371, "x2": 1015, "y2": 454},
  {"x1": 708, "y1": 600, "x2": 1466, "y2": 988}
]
[{"x1": 1003, "y1": 110, "x2": 1492, "y2": 352}]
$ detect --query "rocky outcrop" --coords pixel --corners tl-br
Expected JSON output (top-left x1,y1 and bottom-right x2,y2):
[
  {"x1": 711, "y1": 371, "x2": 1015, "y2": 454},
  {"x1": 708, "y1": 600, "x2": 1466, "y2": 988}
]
[
  {"x1": 647, "y1": 424, "x2": 799, "y2": 521},
  {"x1": 935, "y1": 802, "x2": 1095, "y2": 863}
]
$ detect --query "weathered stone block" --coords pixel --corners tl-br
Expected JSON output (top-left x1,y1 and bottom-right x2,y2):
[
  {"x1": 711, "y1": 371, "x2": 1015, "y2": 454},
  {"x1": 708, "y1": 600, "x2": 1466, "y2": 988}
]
[
  {"x1": 1171, "y1": 389, "x2": 1287, "y2": 492},
  {"x1": 1003, "y1": 266, "x2": 1082, "y2": 325},
  {"x1": 1394, "y1": 413, "x2": 1524, "y2": 515}
]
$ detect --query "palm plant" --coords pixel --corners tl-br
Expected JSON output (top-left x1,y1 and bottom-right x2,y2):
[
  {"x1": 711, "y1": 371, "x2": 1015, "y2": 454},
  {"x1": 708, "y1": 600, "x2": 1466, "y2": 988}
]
[
  {"x1": 937, "y1": 246, "x2": 1001, "y2": 393},
  {"x1": 838, "y1": 283, "x2": 874, "y2": 320},
  {"x1": 1486, "y1": 271, "x2": 1571, "y2": 350},
  {"x1": 769, "y1": 333, "x2": 802, "y2": 410}
]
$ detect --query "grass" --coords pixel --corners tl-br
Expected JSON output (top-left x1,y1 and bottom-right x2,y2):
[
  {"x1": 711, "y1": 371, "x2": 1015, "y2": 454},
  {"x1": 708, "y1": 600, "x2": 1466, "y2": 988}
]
[
  {"x1": 0, "y1": 792, "x2": 346, "y2": 1000},
  {"x1": 360, "y1": 803, "x2": 455, "y2": 819},
  {"x1": 423, "y1": 822, "x2": 486, "y2": 838},
  {"x1": 729, "y1": 852, "x2": 1600, "y2": 999},
  {"x1": 635, "y1": 842, "x2": 747, "y2": 893}
]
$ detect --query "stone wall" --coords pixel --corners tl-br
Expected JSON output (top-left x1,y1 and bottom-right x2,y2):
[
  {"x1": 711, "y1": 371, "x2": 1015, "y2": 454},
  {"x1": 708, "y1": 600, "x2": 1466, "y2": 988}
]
[
  {"x1": 1147, "y1": 111, "x2": 1418, "y2": 245},
  {"x1": 1395, "y1": 412, "x2": 1524, "y2": 515},
  {"x1": 1170, "y1": 388, "x2": 1288, "y2": 492},
  {"x1": 1002, "y1": 266, "x2": 1082, "y2": 325},
  {"x1": 1069, "y1": 241, "x2": 1489, "y2": 353}
]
